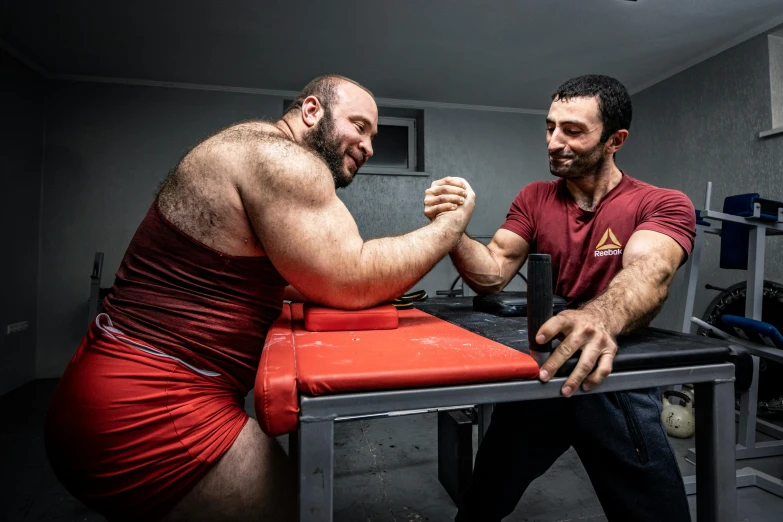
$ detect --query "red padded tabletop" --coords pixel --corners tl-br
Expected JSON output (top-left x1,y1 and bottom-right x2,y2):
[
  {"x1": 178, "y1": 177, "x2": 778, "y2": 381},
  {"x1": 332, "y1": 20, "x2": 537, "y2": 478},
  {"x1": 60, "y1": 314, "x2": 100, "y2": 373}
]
[{"x1": 288, "y1": 303, "x2": 540, "y2": 396}]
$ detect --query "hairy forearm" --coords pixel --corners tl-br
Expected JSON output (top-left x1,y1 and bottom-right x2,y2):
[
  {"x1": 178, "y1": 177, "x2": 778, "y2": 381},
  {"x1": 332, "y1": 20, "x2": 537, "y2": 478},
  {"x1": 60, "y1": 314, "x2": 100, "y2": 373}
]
[
  {"x1": 581, "y1": 256, "x2": 674, "y2": 336},
  {"x1": 449, "y1": 235, "x2": 506, "y2": 294},
  {"x1": 338, "y1": 216, "x2": 465, "y2": 308}
]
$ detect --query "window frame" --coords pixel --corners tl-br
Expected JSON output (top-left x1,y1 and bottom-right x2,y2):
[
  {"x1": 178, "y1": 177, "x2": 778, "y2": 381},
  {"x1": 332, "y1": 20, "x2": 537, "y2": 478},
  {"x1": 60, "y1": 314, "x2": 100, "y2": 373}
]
[{"x1": 361, "y1": 116, "x2": 419, "y2": 175}]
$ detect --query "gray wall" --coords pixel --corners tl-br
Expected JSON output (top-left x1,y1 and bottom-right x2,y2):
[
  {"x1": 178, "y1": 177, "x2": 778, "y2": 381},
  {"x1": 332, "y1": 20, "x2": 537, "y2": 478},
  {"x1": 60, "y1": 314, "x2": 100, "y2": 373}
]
[
  {"x1": 621, "y1": 27, "x2": 783, "y2": 331},
  {"x1": 37, "y1": 80, "x2": 546, "y2": 377},
  {"x1": 0, "y1": 49, "x2": 45, "y2": 394}
]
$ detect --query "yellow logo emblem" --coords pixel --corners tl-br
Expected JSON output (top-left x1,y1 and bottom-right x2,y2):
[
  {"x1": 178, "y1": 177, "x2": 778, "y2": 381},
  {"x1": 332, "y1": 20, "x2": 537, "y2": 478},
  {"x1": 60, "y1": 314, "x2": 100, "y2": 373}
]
[{"x1": 595, "y1": 228, "x2": 623, "y2": 250}]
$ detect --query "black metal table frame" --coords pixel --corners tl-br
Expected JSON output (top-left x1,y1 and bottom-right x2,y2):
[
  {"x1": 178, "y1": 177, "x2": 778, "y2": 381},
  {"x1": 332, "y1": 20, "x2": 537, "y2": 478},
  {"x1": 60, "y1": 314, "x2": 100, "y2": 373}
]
[{"x1": 292, "y1": 363, "x2": 736, "y2": 522}]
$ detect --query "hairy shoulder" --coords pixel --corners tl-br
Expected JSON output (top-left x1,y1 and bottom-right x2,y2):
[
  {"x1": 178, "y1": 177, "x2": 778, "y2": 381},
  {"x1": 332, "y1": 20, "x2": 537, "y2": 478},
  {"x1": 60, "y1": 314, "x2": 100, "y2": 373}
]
[
  {"x1": 179, "y1": 120, "x2": 333, "y2": 200},
  {"x1": 182, "y1": 120, "x2": 300, "y2": 165},
  {"x1": 214, "y1": 125, "x2": 337, "y2": 212}
]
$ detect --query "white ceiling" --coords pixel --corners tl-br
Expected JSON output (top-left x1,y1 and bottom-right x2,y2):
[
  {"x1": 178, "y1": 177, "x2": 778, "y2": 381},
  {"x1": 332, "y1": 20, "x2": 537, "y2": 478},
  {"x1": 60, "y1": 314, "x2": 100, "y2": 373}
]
[{"x1": 3, "y1": 0, "x2": 783, "y2": 110}]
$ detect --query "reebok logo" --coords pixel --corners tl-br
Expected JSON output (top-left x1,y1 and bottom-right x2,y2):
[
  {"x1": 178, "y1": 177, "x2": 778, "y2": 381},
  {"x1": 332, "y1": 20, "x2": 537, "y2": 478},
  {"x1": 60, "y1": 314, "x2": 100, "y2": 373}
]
[{"x1": 594, "y1": 228, "x2": 623, "y2": 257}]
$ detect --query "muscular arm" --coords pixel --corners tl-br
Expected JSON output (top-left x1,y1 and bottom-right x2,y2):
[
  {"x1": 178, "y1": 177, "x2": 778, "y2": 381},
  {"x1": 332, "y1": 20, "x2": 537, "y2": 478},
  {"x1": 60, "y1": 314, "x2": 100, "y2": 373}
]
[
  {"x1": 424, "y1": 178, "x2": 529, "y2": 294},
  {"x1": 237, "y1": 136, "x2": 474, "y2": 309},
  {"x1": 537, "y1": 229, "x2": 686, "y2": 396},
  {"x1": 581, "y1": 230, "x2": 684, "y2": 335},
  {"x1": 448, "y1": 229, "x2": 530, "y2": 294}
]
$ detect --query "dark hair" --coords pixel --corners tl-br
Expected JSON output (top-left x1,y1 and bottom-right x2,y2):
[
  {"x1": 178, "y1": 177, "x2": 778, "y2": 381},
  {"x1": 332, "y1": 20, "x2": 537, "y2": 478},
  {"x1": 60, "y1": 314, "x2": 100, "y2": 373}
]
[
  {"x1": 551, "y1": 75, "x2": 632, "y2": 142},
  {"x1": 284, "y1": 74, "x2": 374, "y2": 117}
]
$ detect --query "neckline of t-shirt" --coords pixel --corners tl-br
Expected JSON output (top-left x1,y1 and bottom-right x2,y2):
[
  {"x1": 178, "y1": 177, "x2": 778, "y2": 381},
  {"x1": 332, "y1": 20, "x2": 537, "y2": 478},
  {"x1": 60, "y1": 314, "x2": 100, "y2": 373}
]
[{"x1": 562, "y1": 171, "x2": 630, "y2": 216}]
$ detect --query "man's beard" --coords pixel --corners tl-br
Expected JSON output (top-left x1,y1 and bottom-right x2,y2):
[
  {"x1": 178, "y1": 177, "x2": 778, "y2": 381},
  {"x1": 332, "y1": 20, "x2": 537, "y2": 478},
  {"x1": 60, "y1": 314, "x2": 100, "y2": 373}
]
[
  {"x1": 549, "y1": 142, "x2": 605, "y2": 180},
  {"x1": 304, "y1": 111, "x2": 355, "y2": 189}
]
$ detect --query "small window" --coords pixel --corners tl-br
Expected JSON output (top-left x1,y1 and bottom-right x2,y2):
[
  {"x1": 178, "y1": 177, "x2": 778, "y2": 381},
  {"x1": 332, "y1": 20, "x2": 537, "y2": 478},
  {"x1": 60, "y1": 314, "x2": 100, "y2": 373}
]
[{"x1": 362, "y1": 117, "x2": 417, "y2": 174}]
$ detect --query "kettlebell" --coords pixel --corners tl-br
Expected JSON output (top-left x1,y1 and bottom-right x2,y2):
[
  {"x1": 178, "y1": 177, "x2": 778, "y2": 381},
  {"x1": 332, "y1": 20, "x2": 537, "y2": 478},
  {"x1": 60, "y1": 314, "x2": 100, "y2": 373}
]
[{"x1": 661, "y1": 390, "x2": 695, "y2": 438}]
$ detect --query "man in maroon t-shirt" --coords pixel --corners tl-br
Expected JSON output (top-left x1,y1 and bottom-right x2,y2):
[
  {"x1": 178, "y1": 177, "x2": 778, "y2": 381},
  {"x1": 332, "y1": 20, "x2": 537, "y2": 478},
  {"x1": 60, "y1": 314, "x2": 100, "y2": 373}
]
[{"x1": 425, "y1": 75, "x2": 695, "y2": 522}]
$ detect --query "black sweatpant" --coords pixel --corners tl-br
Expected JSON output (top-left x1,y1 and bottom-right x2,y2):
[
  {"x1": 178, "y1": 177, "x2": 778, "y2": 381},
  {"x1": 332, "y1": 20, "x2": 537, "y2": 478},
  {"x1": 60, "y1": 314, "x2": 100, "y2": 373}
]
[{"x1": 455, "y1": 388, "x2": 691, "y2": 522}]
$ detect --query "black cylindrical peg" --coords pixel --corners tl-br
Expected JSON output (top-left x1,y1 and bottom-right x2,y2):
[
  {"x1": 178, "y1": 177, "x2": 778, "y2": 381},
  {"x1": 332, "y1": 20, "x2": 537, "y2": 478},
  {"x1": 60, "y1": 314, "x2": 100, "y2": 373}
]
[{"x1": 527, "y1": 254, "x2": 553, "y2": 352}]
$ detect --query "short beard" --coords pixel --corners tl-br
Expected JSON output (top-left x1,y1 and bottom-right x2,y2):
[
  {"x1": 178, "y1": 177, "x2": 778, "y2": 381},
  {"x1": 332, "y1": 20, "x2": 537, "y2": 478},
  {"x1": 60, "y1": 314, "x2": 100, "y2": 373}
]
[
  {"x1": 549, "y1": 142, "x2": 605, "y2": 180},
  {"x1": 303, "y1": 109, "x2": 353, "y2": 189}
]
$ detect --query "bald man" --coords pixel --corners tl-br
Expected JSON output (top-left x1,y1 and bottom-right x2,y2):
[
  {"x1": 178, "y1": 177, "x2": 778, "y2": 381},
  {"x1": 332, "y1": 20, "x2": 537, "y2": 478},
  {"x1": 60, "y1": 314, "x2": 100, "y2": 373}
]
[{"x1": 45, "y1": 75, "x2": 475, "y2": 521}]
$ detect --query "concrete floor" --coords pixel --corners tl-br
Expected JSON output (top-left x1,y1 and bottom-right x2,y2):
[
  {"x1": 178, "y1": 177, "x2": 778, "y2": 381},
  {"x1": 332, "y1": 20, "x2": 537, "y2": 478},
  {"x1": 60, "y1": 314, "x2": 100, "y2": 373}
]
[{"x1": 2, "y1": 380, "x2": 783, "y2": 522}]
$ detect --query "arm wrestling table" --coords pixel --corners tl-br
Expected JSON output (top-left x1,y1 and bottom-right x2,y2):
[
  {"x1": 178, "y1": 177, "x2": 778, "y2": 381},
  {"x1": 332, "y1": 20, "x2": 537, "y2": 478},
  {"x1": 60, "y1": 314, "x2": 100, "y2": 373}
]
[{"x1": 255, "y1": 298, "x2": 742, "y2": 522}]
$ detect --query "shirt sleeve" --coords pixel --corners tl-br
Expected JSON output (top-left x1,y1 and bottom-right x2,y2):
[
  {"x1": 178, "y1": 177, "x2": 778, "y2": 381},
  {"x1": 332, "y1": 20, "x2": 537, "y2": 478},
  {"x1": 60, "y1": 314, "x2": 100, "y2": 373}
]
[
  {"x1": 636, "y1": 188, "x2": 697, "y2": 258},
  {"x1": 499, "y1": 184, "x2": 538, "y2": 243}
]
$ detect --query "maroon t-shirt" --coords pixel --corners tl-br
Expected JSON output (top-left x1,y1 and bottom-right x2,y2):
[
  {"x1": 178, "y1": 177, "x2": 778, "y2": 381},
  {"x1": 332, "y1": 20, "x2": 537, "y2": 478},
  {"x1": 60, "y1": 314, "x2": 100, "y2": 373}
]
[{"x1": 500, "y1": 173, "x2": 696, "y2": 306}]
